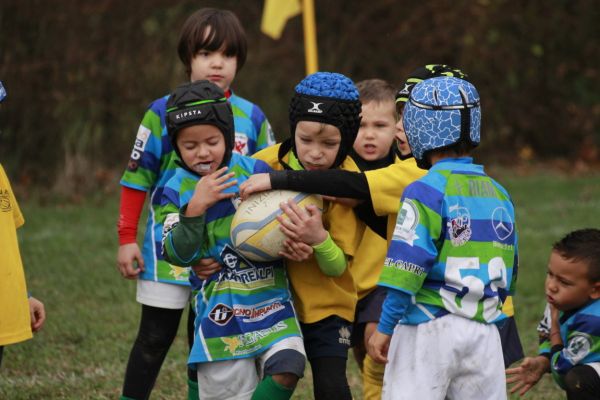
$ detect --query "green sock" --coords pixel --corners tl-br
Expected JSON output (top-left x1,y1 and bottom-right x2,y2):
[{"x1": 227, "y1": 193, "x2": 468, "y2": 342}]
[
  {"x1": 251, "y1": 375, "x2": 294, "y2": 400},
  {"x1": 188, "y1": 378, "x2": 199, "y2": 400}
]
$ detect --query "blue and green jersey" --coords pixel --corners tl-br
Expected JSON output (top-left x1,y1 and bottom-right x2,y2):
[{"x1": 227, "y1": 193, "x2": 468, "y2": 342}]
[
  {"x1": 538, "y1": 301, "x2": 600, "y2": 388},
  {"x1": 378, "y1": 157, "x2": 518, "y2": 329},
  {"x1": 161, "y1": 153, "x2": 302, "y2": 363},
  {"x1": 120, "y1": 92, "x2": 276, "y2": 285}
]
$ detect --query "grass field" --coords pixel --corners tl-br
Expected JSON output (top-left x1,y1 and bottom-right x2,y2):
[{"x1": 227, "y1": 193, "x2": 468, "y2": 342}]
[{"x1": 1, "y1": 170, "x2": 599, "y2": 399}]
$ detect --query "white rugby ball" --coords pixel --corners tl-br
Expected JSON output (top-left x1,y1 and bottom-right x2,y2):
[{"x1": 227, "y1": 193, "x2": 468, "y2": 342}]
[{"x1": 230, "y1": 190, "x2": 323, "y2": 261}]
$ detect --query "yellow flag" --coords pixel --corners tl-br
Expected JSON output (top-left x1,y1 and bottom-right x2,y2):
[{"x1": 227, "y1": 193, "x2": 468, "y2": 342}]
[{"x1": 261, "y1": 0, "x2": 301, "y2": 39}]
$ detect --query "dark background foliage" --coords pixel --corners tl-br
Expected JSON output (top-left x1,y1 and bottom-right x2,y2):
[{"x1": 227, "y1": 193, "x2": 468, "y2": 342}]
[{"x1": 1, "y1": 0, "x2": 598, "y2": 194}]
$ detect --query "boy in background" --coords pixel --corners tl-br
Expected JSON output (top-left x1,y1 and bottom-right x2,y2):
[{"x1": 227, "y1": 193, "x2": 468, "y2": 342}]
[
  {"x1": 348, "y1": 78, "x2": 398, "y2": 399},
  {"x1": 252, "y1": 72, "x2": 363, "y2": 400},
  {"x1": 507, "y1": 229, "x2": 600, "y2": 399},
  {"x1": 0, "y1": 82, "x2": 46, "y2": 368},
  {"x1": 116, "y1": 8, "x2": 275, "y2": 400},
  {"x1": 368, "y1": 76, "x2": 517, "y2": 399},
  {"x1": 160, "y1": 79, "x2": 305, "y2": 400}
]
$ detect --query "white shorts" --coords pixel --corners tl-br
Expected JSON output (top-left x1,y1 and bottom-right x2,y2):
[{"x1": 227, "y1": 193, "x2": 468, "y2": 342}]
[
  {"x1": 382, "y1": 314, "x2": 506, "y2": 400},
  {"x1": 196, "y1": 336, "x2": 306, "y2": 400},
  {"x1": 136, "y1": 279, "x2": 191, "y2": 309}
]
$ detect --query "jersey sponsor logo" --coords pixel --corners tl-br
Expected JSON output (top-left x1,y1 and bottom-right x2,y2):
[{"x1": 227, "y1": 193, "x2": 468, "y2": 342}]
[
  {"x1": 447, "y1": 204, "x2": 471, "y2": 246},
  {"x1": 384, "y1": 257, "x2": 426, "y2": 277},
  {"x1": 221, "y1": 321, "x2": 288, "y2": 356},
  {"x1": 215, "y1": 245, "x2": 276, "y2": 291},
  {"x1": 0, "y1": 189, "x2": 11, "y2": 212},
  {"x1": 209, "y1": 303, "x2": 234, "y2": 326},
  {"x1": 468, "y1": 180, "x2": 497, "y2": 197},
  {"x1": 491, "y1": 207, "x2": 513, "y2": 240},
  {"x1": 307, "y1": 102, "x2": 324, "y2": 114},
  {"x1": 338, "y1": 326, "x2": 351, "y2": 346},
  {"x1": 232, "y1": 299, "x2": 285, "y2": 323},
  {"x1": 564, "y1": 333, "x2": 593, "y2": 364},
  {"x1": 127, "y1": 126, "x2": 151, "y2": 171},
  {"x1": 393, "y1": 199, "x2": 419, "y2": 245},
  {"x1": 168, "y1": 264, "x2": 189, "y2": 281},
  {"x1": 234, "y1": 132, "x2": 249, "y2": 155}
]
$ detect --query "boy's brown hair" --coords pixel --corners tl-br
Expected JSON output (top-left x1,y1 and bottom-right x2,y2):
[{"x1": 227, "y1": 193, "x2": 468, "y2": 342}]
[
  {"x1": 356, "y1": 79, "x2": 396, "y2": 105},
  {"x1": 553, "y1": 228, "x2": 600, "y2": 282},
  {"x1": 177, "y1": 8, "x2": 248, "y2": 77}
]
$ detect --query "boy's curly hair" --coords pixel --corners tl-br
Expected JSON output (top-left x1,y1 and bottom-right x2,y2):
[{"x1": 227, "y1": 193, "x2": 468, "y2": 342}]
[{"x1": 553, "y1": 228, "x2": 600, "y2": 282}]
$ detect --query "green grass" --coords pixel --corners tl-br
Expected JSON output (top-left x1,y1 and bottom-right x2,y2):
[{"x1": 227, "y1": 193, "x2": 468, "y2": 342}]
[{"x1": 1, "y1": 171, "x2": 599, "y2": 399}]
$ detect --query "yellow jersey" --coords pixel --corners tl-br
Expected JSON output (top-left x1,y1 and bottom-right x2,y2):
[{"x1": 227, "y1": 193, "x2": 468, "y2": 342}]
[
  {"x1": 253, "y1": 145, "x2": 363, "y2": 323},
  {"x1": 0, "y1": 164, "x2": 32, "y2": 346}
]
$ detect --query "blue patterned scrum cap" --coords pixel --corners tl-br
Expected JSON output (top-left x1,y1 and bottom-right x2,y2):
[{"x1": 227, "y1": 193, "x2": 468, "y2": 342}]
[
  {"x1": 288, "y1": 72, "x2": 362, "y2": 169},
  {"x1": 403, "y1": 76, "x2": 481, "y2": 168}
]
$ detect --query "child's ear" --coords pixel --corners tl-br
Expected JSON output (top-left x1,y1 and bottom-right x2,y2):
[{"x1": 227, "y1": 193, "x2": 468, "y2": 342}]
[{"x1": 590, "y1": 282, "x2": 600, "y2": 300}]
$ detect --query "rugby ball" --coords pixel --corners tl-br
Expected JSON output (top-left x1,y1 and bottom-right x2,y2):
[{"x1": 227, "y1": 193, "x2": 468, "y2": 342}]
[{"x1": 230, "y1": 190, "x2": 323, "y2": 261}]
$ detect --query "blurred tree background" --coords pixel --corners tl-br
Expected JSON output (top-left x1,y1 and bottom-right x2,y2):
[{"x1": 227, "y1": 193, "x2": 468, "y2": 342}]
[{"x1": 0, "y1": 0, "x2": 598, "y2": 195}]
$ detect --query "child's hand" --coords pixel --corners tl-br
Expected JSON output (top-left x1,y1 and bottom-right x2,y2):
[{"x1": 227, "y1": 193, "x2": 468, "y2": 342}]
[
  {"x1": 117, "y1": 242, "x2": 145, "y2": 279},
  {"x1": 506, "y1": 356, "x2": 550, "y2": 396},
  {"x1": 186, "y1": 167, "x2": 237, "y2": 217},
  {"x1": 191, "y1": 258, "x2": 222, "y2": 280},
  {"x1": 28, "y1": 296, "x2": 46, "y2": 332},
  {"x1": 277, "y1": 200, "x2": 327, "y2": 246},
  {"x1": 239, "y1": 173, "x2": 272, "y2": 199},
  {"x1": 280, "y1": 239, "x2": 313, "y2": 262},
  {"x1": 367, "y1": 330, "x2": 391, "y2": 364}
]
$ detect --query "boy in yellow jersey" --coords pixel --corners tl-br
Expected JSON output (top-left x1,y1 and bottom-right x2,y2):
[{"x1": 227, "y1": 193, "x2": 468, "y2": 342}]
[
  {"x1": 0, "y1": 83, "x2": 46, "y2": 367},
  {"x1": 348, "y1": 78, "x2": 407, "y2": 399},
  {"x1": 251, "y1": 72, "x2": 362, "y2": 400},
  {"x1": 241, "y1": 65, "x2": 524, "y2": 369}
]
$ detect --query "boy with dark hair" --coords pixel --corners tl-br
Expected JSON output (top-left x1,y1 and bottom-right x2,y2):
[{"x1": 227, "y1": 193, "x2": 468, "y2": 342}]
[
  {"x1": 507, "y1": 229, "x2": 600, "y2": 399},
  {"x1": 161, "y1": 79, "x2": 305, "y2": 400},
  {"x1": 368, "y1": 76, "x2": 517, "y2": 399},
  {"x1": 117, "y1": 7, "x2": 275, "y2": 400}
]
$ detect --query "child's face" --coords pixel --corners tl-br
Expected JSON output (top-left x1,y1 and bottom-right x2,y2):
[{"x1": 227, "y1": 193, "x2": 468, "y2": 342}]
[
  {"x1": 395, "y1": 112, "x2": 411, "y2": 157},
  {"x1": 353, "y1": 100, "x2": 396, "y2": 161},
  {"x1": 176, "y1": 124, "x2": 226, "y2": 176},
  {"x1": 190, "y1": 29, "x2": 237, "y2": 91},
  {"x1": 294, "y1": 121, "x2": 341, "y2": 170},
  {"x1": 545, "y1": 250, "x2": 600, "y2": 311}
]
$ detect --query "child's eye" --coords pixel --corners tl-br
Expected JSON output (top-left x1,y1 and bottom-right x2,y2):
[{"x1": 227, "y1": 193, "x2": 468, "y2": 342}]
[{"x1": 197, "y1": 50, "x2": 210, "y2": 57}]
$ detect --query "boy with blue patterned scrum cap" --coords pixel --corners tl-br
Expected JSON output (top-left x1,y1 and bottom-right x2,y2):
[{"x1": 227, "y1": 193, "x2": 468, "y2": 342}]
[
  {"x1": 251, "y1": 72, "x2": 364, "y2": 400},
  {"x1": 160, "y1": 80, "x2": 305, "y2": 400},
  {"x1": 507, "y1": 229, "x2": 600, "y2": 399},
  {"x1": 117, "y1": 8, "x2": 275, "y2": 400},
  {"x1": 367, "y1": 76, "x2": 518, "y2": 399}
]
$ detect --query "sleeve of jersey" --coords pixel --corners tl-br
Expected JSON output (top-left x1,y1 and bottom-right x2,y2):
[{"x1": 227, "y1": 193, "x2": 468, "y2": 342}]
[
  {"x1": 117, "y1": 186, "x2": 146, "y2": 245},
  {"x1": 312, "y1": 232, "x2": 347, "y2": 277},
  {"x1": 550, "y1": 313, "x2": 600, "y2": 380},
  {"x1": 270, "y1": 169, "x2": 370, "y2": 199},
  {"x1": 378, "y1": 289, "x2": 412, "y2": 334},
  {"x1": 377, "y1": 183, "x2": 443, "y2": 295},
  {"x1": 120, "y1": 104, "x2": 165, "y2": 190}
]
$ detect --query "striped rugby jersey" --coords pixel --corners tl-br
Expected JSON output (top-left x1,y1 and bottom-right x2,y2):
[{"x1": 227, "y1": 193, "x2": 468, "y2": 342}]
[
  {"x1": 120, "y1": 92, "x2": 276, "y2": 285},
  {"x1": 379, "y1": 157, "x2": 518, "y2": 325},
  {"x1": 161, "y1": 153, "x2": 302, "y2": 363},
  {"x1": 538, "y1": 301, "x2": 600, "y2": 388}
]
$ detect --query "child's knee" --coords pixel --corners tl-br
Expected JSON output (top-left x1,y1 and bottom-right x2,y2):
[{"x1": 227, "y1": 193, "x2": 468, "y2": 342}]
[
  {"x1": 564, "y1": 365, "x2": 600, "y2": 396},
  {"x1": 271, "y1": 372, "x2": 299, "y2": 389}
]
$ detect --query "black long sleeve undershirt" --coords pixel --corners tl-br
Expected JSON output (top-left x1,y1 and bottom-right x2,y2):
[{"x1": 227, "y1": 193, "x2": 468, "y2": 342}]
[
  {"x1": 270, "y1": 169, "x2": 371, "y2": 199},
  {"x1": 269, "y1": 169, "x2": 388, "y2": 238}
]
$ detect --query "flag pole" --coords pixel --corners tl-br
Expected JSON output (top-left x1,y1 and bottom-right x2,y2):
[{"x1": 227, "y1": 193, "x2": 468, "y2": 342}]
[{"x1": 301, "y1": 0, "x2": 318, "y2": 74}]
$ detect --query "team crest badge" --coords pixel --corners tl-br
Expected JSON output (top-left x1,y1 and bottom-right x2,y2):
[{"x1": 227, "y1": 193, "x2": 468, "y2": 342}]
[
  {"x1": 564, "y1": 333, "x2": 592, "y2": 364},
  {"x1": 393, "y1": 199, "x2": 419, "y2": 246},
  {"x1": 447, "y1": 204, "x2": 471, "y2": 246}
]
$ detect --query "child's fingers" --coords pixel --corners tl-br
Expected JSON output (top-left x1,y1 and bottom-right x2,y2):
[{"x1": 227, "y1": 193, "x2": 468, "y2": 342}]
[
  {"x1": 215, "y1": 171, "x2": 236, "y2": 184},
  {"x1": 280, "y1": 201, "x2": 303, "y2": 225}
]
